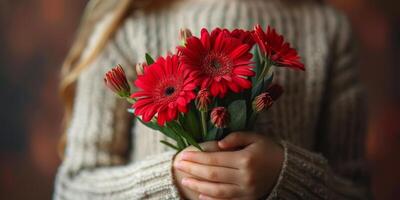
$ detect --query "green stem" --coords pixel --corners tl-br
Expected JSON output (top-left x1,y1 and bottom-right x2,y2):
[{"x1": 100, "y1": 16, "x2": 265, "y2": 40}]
[
  {"x1": 125, "y1": 97, "x2": 136, "y2": 104},
  {"x1": 200, "y1": 111, "x2": 208, "y2": 139},
  {"x1": 256, "y1": 61, "x2": 272, "y2": 85}
]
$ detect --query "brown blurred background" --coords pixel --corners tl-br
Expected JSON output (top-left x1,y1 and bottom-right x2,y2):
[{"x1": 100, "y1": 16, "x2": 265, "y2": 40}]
[{"x1": 0, "y1": 0, "x2": 399, "y2": 199}]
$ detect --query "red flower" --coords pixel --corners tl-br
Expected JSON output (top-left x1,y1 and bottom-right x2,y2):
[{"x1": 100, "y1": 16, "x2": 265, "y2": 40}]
[
  {"x1": 131, "y1": 55, "x2": 197, "y2": 126},
  {"x1": 252, "y1": 25, "x2": 304, "y2": 70},
  {"x1": 178, "y1": 28, "x2": 255, "y2": 98},
  {"x1": 230, "y1": 29, "x2": 255, "y2": 47},
  {"x1": 104, "y1": 64, "x2": 131, "y2": 97},
  {"x1": 196, "y1": 88, "x2": 212, "y2": 111},
  {"x1": 196, "y1": 28, "x2": 255, "y2": 47},
  {"x1": 210, "y1": 107, "x2": 230, "y2": 128}
]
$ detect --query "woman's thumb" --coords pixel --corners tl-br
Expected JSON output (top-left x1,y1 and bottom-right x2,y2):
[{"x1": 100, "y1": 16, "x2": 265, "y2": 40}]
[{"x1": 218, "y1": 132, "x2": 256, "y2": 150}]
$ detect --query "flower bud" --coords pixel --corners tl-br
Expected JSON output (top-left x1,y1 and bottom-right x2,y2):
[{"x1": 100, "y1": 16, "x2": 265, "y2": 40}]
[
  {"x1": 252, "y1": 92, "x2": 273, "y2": 112},
  {"x1": 196, "y1": 89, "x2": 211, "y2": 111},
  {"x1": 135, "y1": 62, "x2": 147, "y2": 76},
  {"x1": 179, "y1": 28, "x2": 193, "y2": 45},
  {"x1": 252, "y1": 84, "x2": 283, "y2": 112},
  {"x1": 104, "y1": 64, "x2": 131, "y2": 97},
  {"x1": 211, "y1": 107, "x2": 230, "y2": 128}
]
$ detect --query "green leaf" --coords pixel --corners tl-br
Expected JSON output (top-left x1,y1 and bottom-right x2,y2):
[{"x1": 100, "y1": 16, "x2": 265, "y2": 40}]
[
  {"x1": 179, "y1": 108, "x2": 202, "y2": 141},
  {"x1": 252, "y1": 46, "x2": 264, "y2": 83},
  {"x1": 206, "y1": 121, "x2": 228, "y2": 141},
  {"x1": 205, "y1": 127, "x2": 218, "y2": 141},
  {"x1": 251, "y1": 47, "x2": 267, "y2": 99},
  {"x1": 251, "y1": 80, "x2": 264, "y2": 99},
  {"x1": 159, "y1": 125, "x2": 186, "y2": 148},
  {"x1": 246, "y1": 112, "x2": 258, "y2": 130},
  {"x1": 253, "y1": 47, "x2": 262, "y2": 76},
  {"x1": 251, "y1": 73, "x2": 274, "y2": 99},
  {"x1": 166, "y1": 121, "x2": 202, "y2": 151},
  {"x1": 216, "y1": 128, "x2": 226, "y2": 140},
  {"x1": 228, "y1": 100, "x2": 247, "y2": 131},
  {"x1": 145, "y1": 53, "x2": 155, "y2": 65},
  {"x1": 181, "y1": 129, "x2": 203, "y2": 151},
  {"x1": 263, "y1": 72, "x2": 274, "y2": 89},
  {"x1": 134, "y1": 117, "x2": 187, "y2": 150},
  {"x1": 160, "y1": 140, "x2": 180, "y2": 151},
  {"x1": 136, "y1": 117, "x2": 160, "y2": 131}
]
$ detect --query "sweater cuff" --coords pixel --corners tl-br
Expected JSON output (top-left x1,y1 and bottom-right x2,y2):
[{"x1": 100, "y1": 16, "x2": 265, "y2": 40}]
[
  {"x1": 141, "y1": 151, "x2": 181, "y2": 199},
  {"x1": 266, "y1": 141, "x2": 329, "y2": 200},
  {"x1": 55, "y1": 151, "x2": 182, "y2": 199}
]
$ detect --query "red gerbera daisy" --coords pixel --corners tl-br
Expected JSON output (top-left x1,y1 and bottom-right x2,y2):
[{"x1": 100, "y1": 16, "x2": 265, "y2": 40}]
[
  {"x1": 131, "y1": 55, "x2": 197, "y2": 126},
  {"x1": 230, "y1": 29, "x2": 255, "y2": 47},
  {"x1": 178, "y1": 28, "x2": 255, "y2": 98},
  {"x1": 252, "y1": 25, "x2": 305, "y2": 70},
  {"x1": 207, "y1": 28, "x2": 255, "y2": 47}
]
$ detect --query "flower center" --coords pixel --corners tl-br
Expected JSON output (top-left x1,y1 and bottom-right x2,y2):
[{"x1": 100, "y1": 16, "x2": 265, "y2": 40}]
[
  {"x1": 164, "y1": 87, "x2": 175, "y2": 96},
  {"x1": 203, "y1": 52, "x2": 232, "y2": 76},
  {"x1": 211, "y1": 59, "x2": 221, "y2": 69},
  {"x1": 152, "y1": 76, "x2": 184, "y2": 106}
]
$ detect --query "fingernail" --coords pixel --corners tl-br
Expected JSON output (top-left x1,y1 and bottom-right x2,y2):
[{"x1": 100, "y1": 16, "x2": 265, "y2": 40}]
[
  {"x1": 181, "y1": 178, "x2": 190, "y2": 186},
  {"x1": 218, "y1": 141, "x2": 225, "y2": 147}
]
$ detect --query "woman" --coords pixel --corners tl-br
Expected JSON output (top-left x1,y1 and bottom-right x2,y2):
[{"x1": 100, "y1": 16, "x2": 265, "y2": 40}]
[{"x1": 54, "y1": 0, "x2": 369, "y2": 199}]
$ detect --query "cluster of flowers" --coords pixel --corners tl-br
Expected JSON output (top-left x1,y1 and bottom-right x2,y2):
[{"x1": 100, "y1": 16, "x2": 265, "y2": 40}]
[{"x1": 104, "y1": 25, "x2": 304, "y2": 151}]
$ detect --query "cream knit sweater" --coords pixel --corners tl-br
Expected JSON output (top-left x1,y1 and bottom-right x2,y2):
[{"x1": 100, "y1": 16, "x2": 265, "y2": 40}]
[{"x1": 54, "y1": 0, "x2": 369, "y2": 199}]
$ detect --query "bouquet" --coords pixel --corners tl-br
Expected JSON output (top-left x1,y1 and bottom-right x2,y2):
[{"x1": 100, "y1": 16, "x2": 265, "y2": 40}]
[{"x1": 104, "y1": 25, "x2": 304, "y2": 151}]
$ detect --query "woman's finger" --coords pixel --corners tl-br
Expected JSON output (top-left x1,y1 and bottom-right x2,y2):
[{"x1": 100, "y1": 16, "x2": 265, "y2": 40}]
[
  {"x1": 175, "y1": 160, "x2": 239, "y2": 184},
  {"x1": 218, "y1": 132, "x2": 257, "y2": 150},
  {"x1": 181, "y1": 177, "x2": 242, "y2": 198},
  {"x1": 179, "y1": 151, "x2": 241, "y2": 169},
  {"x1": 200, "y1": 141, "x2": 221, "y2": 152}
]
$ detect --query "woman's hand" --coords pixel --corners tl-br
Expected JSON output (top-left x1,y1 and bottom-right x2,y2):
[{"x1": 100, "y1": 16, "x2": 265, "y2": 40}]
[
  {"x1": 174, "y1": 132, "x2": 284, "y2": 200},
  {"x1": 173, "y1": 141, "x2": 221, "y2": 200}
]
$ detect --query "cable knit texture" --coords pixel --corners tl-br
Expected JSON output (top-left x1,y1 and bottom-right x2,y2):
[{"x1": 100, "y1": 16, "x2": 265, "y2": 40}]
[{"x1": 54, "y1": 0, "x2": 368, "y2": 199}]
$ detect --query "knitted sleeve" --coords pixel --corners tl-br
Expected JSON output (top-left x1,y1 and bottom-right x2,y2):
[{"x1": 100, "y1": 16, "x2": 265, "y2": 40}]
[
  {"x1": 266, "y1": 12, "x2": 369, "y2": 200},
  {"x1": 53, "y1": 16, "x2": 180, "y2": 200}
]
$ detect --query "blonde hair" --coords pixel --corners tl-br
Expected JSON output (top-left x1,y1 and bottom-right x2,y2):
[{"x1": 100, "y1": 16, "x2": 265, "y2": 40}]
[{"x1": 58, "y1": 0, "x2": 133, "y2": 158}]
